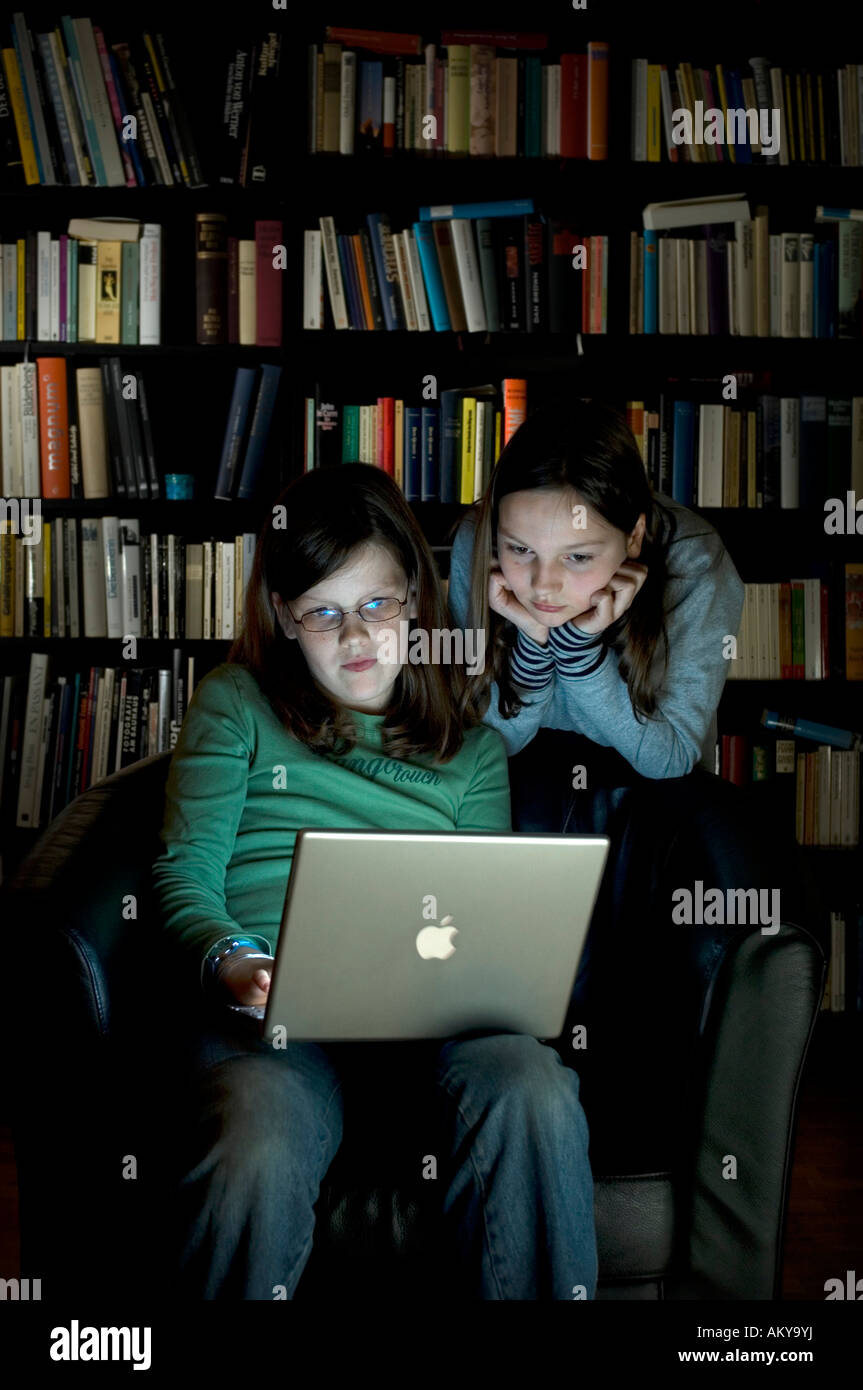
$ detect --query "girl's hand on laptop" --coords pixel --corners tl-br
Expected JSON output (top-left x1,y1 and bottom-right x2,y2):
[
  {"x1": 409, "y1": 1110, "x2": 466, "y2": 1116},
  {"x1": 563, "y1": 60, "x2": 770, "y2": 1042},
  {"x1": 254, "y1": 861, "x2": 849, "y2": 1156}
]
[{"x1": 219, "y1": 951, "x2": 273, "y2": 1007}]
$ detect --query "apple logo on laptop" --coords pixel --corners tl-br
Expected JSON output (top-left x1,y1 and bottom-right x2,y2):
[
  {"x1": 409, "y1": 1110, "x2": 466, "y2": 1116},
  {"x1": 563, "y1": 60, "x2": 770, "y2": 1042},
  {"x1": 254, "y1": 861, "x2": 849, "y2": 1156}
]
[{"x1": 416, "y1": 914, "x2": 458, "y2": 961}]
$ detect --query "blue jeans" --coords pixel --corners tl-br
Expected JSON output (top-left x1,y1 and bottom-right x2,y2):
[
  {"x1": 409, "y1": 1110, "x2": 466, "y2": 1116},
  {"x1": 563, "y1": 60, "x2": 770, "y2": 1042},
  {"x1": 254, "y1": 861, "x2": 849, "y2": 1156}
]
[{"x1": 161, "y1": 1009, "x2": 597, "y2": 1301}]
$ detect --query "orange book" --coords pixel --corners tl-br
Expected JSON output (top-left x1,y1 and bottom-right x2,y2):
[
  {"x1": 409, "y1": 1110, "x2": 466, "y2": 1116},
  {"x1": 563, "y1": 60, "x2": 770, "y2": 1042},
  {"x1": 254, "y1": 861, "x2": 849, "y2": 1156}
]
[
  {"x1": 351, "y1": 234, "x2": 374, "y2": 329},
  {"x1": 502, "y1": 378, "x2": 527, "y2": 446},
  {"x1": 587, "y1": 41, "x2": 610, "y2": 160},
  {"x1": 846, "y1": 564, "x2": 863, "y2": 679},
  {"x1": 36, "y1": 357, "x2": 70, "y2": 498}
]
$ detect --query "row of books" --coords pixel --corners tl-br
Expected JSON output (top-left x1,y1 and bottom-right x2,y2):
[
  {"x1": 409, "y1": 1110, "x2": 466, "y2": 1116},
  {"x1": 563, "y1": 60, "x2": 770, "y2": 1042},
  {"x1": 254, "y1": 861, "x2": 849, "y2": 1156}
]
[
  {"x1": 629, "y1": 203, "x2": 863, "y2": 338},
  {"x1": 0, "y1": 523, "x2": 258, "y2": 641},
  {"x1": 630, "y1": 56, "x2": 863, "y2": 166},
  {"x1": 308, "y1": 30, "x2": 610, "y2": 159},
  {"x1": 304, "y1": 377, "x2": 527, "y2": 496},
  {"x1": 1, "y1": 356, "x2": 158, "y2": 499},
  {"x1": 305, "y1": 200, "x2": 609, "y2": 334},
  {"x1": 724, "y1": 576, "x2": 863, "y2": 682},
  {"x1": 195, "y1": 215, "x2": 283, "y2": 346},
  {"x1": 1, "y1": 652, "x2": 197, "y2": 840},
  {"x1": 1, "y1": 14, "x2": 203, "y2": 188},
  {"x1": 719, "y1": 733, "x2": 860, "y2": 842},
  {"x1": 0, "y1": 219, "x2": 161, "y2": 344},
  {"x1": 630, "y1": 392, "x2": 863, "y2": 509},
  {"x1": 0, "y1": 355, "x2": 282, "y2": 501}
]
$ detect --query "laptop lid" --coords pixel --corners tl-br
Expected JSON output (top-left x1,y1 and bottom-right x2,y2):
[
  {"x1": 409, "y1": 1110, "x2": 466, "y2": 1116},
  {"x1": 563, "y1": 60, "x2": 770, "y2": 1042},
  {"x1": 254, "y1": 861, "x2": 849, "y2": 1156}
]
[{"x1": 261, "y1": 830, "x2": 609, "y2": 1042}]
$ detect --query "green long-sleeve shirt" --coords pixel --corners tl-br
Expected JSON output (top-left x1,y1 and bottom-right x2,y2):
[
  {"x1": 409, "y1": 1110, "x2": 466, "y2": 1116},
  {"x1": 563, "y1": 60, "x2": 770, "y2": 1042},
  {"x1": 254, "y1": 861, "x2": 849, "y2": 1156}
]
[{"x1": 151, "y1": 662, "x2": 511, "y2": 976}]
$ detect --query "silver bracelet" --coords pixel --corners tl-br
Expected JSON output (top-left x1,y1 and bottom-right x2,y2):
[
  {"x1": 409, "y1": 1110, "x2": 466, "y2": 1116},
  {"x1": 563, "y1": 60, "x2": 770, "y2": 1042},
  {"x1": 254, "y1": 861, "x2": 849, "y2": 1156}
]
[{"x1": 200, "y1": 934, "x2": 272, "y2": 994}]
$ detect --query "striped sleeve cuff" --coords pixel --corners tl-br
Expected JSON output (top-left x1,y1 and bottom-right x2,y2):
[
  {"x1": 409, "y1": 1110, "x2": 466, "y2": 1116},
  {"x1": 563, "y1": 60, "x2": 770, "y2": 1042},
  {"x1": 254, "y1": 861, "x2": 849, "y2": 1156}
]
[
  {"x1": 509, "y1": 628, "x2": 555, "y2": 690},
  {"x1": 547, "y1": 622, "x2": 607, "y2": 678}
]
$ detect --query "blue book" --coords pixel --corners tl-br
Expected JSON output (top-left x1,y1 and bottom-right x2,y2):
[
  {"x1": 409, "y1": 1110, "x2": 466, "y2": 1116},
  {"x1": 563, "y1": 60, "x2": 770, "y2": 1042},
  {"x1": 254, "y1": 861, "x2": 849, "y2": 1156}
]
[
  {"x1": 403, "y1": 407, "x2": 422, "y2": 500},
  {"x1": 726, "y1": 70, "x2": 752, "y2": 163},
  {"x1": 412, "y1": 222, "x2": 450, "y2": 331},
  {"x1": 237, "y1": 364, "x2": 283, "y2": 499},
  {"x1": 643, "y1": 231, "x2": 658, "y2": 333},
  {"x1": 61, "y1": 16, "x2": 106, "y2": 185},
  {"x1": 671, "y1": 400, "x2": 696, "y2": 505},
  {"x1": 366, "y1": 212, "x2": 404, "y2": 331},
  {"x1": 336, "y1": 234, "x2": 363, "y2": 329},
  {"x1": 525, "y1": 57, "x2": 542, "y2": 157},
  {"x1": 108, "y1": 49, "x2": 146, "y2": 186},
  {"x1": 419, "y1": 198, "x2": 535, "y2": 222},
  {"x1": 420, "y1": 407, "x2": 439, "y2": 501},
  {"x1": 214, "y1": 367, "x2": 258, "y2": 499},
  {"x1": 357, "y1": 61, "x2": 383, "y2": 151},
  {"x1": 37, "y1": 32, "x2": 80, "y2": 184}
]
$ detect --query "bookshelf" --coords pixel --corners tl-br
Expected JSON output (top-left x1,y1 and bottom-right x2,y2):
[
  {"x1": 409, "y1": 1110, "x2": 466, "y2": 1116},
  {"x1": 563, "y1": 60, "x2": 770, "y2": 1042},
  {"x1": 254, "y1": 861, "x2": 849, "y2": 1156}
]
[{"x1": 0, "y1": 2, "x2": 861, "y2": 1025}]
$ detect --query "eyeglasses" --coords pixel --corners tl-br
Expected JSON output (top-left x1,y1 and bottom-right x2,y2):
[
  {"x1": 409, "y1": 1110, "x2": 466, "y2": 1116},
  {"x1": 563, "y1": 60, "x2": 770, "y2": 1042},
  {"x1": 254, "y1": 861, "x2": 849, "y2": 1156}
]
[{"x1": 287, "y1": 586, "x2": 410, "y2": 633}]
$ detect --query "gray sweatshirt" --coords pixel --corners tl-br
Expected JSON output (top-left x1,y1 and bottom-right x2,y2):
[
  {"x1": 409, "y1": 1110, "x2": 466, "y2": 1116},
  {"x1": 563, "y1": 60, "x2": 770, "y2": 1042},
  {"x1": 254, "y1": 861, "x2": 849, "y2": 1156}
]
[{"x1": 447, "y1": 492, "x2": 745, "y2": 779}]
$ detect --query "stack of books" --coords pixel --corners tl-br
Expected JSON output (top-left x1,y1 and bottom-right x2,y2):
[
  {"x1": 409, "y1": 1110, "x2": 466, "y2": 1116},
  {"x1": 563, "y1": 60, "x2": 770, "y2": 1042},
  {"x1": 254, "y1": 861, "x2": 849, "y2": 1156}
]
[{"x1": 308, "y1": 26, "x2": 609, "y2": 159}]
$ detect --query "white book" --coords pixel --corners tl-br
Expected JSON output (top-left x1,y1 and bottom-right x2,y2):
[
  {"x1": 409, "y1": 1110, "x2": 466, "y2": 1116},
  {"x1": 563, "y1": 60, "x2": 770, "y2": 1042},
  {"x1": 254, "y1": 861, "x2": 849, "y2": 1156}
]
[
  {"x1": 149, "y1": 532, "x2": 159, "y2": 638},
  {"x1": 780, "y1": 233, "x2": 799, "y2": 336},
  {"x1": 450, "y1": 220, "x2": 487, "y2": 332},
  {"x1": 404, "y1": 229, "x2": 432, "y2": 331},
  {"x1": 779, "y1": 397, "x2": 800, "y2": 507},
  {"x1": 72, "y1": 18, "x2": 126, "y2": 186},
  {"x1": 65, "y1": 516, "x2": 80, "y2": 638},
  {"x1": 119, "y1": 518, "x2": 141, "y2": 636},
  {"x1": 631, "y1": 58, "x2": 648, "y2": 161},
  {"x1": 1, "y1": 367, "x2": 22, "y2": 497},
  {"x1": 727, "y1": 237, "x2": 738, "y2": 335},
  {"x1": 50, "y1": 238, "x2": 60, "y2": 340},
  {"x1": 392, "y1": 232, "x2": 418, "y2": 331},
  {"x1": 798, "y1": 232, "x2": 814, "y2": 337},
  {"x1": 675, "y1": 239, "x2": 691, "y2": 334},
  {"x1": 737, "y1": 221, "x2": 754, "y2": 336},
  {"x1": 16, "y1": 652, "x2": 51, "y2": 827},
  {"x1": 17, "y1": 362, "x2": 39, "y2": 497},
  {"x1": 238, "y1": 240, "x2": 256, "y2": 344},
  {"x1": 318, "y1": 216, "x2": 349, "y2": 329},
  {"x1": 658, "y1": 236, "x2": 677, "y2": 332},
  {"x1": 474, "y1": 400, "x2": 487, "y2": 501},
  {"x1": 803, "y1": 578, "x2": 821, "y2": 679},
  {"x1": 158, "y1": 669, "x2": 172, "y2": 753},
  {"x1": 221, "y1": 541, "x2": 235, "y2": 640},
  {"x1": 303, "y1": 230, "x2": 323, "y2": 330},
  {"x1": 93, "y1": 667, "x2": 115, "y2": 784},
  {"x1": 730, "y1": 582, "x2": 748, "y2": 678},
  {"x1": 769, "y1": 583, "x2": 780, "y2": 677},
  {"x1": 101, "y1": 515, "x2": 122, "y2": 638},
  {"x1": 768, "y1": 235, "x2": 782, "y2": 336},
  {"x1": 139, "y1": 224, "x2": 161, "y2": 345},
  {"x1": 37, "y1": 230, "x2": 51, "y2": 339},
  {"x1": 642, "y1": 193, "x2": 750, "y2": 231},
  {"x1": 339, "y1": 51, "x2": 356, "y2": 155},
  {"x1": 697, "y1": 405, "x2": 725, "y2": 507}
]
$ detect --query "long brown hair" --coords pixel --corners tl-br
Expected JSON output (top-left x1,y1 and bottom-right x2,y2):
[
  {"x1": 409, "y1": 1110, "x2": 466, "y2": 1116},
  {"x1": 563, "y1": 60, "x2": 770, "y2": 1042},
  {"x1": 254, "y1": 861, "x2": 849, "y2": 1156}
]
[
  {"x1": 458, "y1": 398, "x2": 680, "y2": 725},
  {"x1": 228, "y1": 463, "x2": 483, "y2": 762}
]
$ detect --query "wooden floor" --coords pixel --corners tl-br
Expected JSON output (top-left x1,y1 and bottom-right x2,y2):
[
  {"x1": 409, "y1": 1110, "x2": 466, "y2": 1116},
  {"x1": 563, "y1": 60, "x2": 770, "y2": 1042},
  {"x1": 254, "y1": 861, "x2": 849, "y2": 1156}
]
[{"x1": 0, "y1": 1019, "x2": 859, "y2": 1298}]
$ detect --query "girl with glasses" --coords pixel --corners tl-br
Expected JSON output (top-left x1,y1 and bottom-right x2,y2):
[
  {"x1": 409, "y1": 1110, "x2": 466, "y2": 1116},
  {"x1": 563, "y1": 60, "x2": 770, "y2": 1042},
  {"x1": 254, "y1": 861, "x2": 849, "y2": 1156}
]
[{"x1": 152, "y1": 462, "x2": 597, "y2": 1301}]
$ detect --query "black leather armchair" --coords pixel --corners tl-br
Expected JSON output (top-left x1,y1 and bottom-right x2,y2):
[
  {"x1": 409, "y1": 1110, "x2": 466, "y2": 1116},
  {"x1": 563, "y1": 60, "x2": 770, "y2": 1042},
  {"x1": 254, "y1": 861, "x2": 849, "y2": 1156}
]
[{"x1": 0, "y1": 729, "x2": 825, "y2": 1300}]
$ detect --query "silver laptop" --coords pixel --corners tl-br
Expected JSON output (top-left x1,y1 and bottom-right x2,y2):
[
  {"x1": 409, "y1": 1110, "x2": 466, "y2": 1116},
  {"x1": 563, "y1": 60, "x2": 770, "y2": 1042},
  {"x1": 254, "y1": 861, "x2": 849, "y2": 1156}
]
[{"x1": 228, "y1": 830, "x2": 609, "y2": 1042}]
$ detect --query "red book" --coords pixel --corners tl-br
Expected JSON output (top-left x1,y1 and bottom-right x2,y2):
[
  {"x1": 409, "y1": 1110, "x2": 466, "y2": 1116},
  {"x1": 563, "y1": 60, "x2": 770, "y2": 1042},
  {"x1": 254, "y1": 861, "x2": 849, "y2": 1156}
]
[
  {"x1": 728, "y1": 734, "x2": 748, "y2": 787},
  {"x1": 380, "y1": 396, "x2": 395, "y2": 475},
  {"x1": 36, "y1": 358, "x2": 71, "y2": 497},
  {"x1": 560, "y1": 54, "x2": 587, "y2": 158},
  {"x1": 326, "y1": 27, "x2": 422, "y2": 56},
  {"x1": 255, "y1": 220, "x2": 283, "y2": 347}
]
